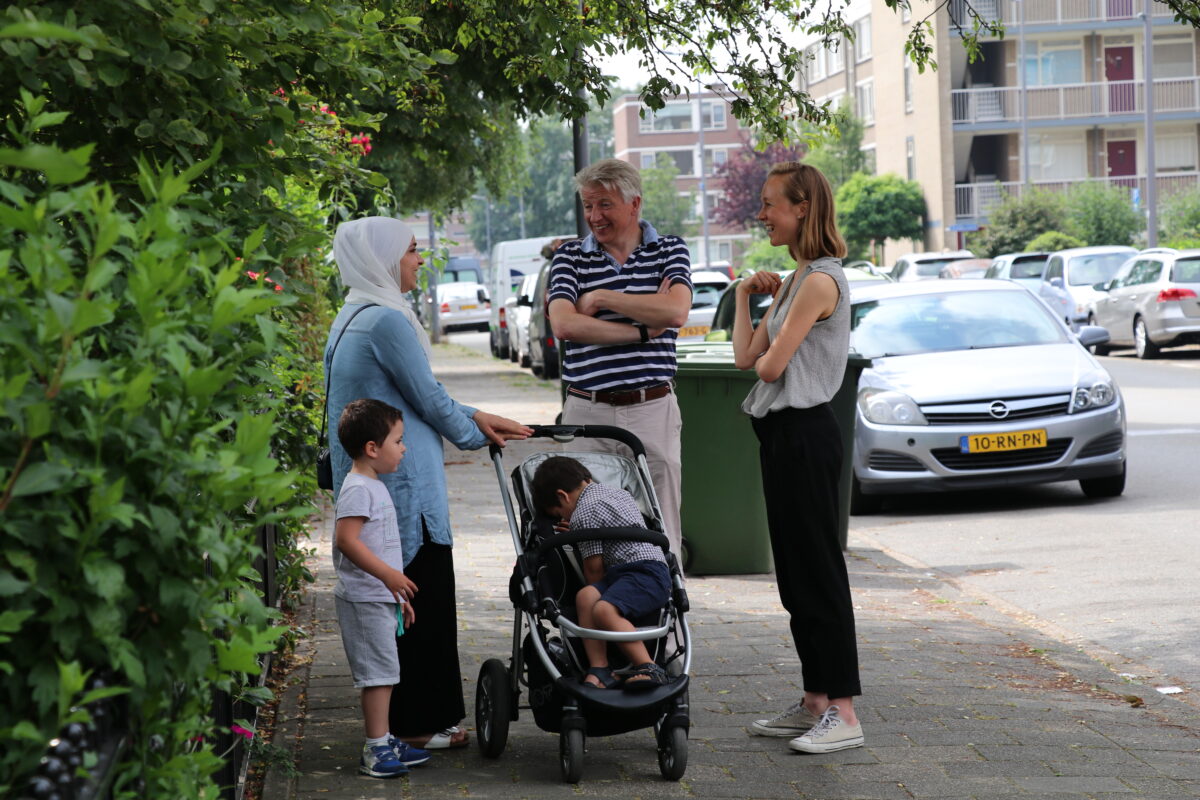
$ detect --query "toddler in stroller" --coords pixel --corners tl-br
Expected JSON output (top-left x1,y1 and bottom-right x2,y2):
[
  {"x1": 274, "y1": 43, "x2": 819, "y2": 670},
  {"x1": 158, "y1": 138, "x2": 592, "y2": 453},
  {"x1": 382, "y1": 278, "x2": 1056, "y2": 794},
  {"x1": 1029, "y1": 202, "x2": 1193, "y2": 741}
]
[
  {"x1": 530, "y1": 455, "x2": 672, "y2": 691},
  {"x1": 474, "y1": 425, "x2": 692, "y2": 783}
]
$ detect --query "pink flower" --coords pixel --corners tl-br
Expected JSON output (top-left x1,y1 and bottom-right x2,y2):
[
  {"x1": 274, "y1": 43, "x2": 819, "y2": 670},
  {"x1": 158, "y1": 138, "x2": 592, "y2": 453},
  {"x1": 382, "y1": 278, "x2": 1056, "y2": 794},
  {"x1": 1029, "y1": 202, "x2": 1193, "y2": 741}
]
[{"x1": 231, "y1": 725, "x2": 254, "y2": 740}]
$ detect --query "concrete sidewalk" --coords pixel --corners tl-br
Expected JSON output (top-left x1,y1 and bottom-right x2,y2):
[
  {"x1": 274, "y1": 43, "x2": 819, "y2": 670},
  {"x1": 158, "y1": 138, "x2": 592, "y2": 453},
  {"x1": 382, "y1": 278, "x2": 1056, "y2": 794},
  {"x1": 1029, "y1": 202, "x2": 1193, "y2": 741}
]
[{"x1": 263, "y1": 342, "x2": 1200, "y2": 800}]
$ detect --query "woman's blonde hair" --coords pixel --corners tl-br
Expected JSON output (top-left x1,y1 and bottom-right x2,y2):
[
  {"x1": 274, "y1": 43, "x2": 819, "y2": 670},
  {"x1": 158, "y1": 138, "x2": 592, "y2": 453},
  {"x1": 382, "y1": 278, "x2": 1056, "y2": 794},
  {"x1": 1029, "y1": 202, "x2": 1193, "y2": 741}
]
[{"x1": 767, "y1": 161, "x2": 847, "y2": 260}]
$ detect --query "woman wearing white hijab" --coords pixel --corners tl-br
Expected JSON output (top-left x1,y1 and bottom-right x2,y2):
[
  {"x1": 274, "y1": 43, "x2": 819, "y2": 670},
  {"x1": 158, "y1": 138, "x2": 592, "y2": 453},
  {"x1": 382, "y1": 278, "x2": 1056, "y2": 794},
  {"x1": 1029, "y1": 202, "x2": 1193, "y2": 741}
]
[{"x1": 325, "y1": 217, "x2": 531, "y2": 749}]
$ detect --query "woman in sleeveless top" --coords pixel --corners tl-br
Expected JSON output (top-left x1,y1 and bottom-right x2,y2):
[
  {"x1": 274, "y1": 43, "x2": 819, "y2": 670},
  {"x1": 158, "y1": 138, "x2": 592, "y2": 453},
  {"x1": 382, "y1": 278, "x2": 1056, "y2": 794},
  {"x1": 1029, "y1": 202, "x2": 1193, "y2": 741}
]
[{"x1": 732, "y1": 163, "x2": 864, "y2": 754}]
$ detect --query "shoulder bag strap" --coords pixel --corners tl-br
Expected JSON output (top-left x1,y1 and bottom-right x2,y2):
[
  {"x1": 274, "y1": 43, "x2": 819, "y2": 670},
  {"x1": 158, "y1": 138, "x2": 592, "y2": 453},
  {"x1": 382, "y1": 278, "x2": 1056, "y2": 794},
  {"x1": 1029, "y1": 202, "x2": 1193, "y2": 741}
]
[{"x1": 319, "y1": 303, "x2": 378, "y2": 446}]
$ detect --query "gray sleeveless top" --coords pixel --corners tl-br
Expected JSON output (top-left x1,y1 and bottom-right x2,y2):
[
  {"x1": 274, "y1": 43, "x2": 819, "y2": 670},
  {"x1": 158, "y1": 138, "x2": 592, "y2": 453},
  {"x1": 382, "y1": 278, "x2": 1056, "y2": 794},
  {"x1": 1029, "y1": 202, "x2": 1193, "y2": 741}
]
[{"x1": 740, "y1": 257, "x2": 851, "y2": 418}]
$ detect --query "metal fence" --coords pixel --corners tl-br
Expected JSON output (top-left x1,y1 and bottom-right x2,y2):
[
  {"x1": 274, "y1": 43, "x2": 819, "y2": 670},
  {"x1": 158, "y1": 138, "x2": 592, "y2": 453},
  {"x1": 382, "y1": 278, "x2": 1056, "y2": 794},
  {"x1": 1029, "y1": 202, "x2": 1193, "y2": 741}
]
[
  {"x1": 952, "y1": 77, "x2": 1200, "y2": 125},
  {"x1": 955, "y1": 172, "x2": 1200, "y2": 219}
]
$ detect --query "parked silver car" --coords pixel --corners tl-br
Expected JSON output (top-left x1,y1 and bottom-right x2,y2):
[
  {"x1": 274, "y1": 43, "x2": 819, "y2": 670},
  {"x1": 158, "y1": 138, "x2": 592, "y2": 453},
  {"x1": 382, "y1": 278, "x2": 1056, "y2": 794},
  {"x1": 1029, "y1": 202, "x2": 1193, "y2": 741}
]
[
  {"x1": 1038, "y1": 246, "x2": 1136, "y2": 327},
  {"x1": 984, "y1": 252, "x2": 1049, "y2": 290},
  {"x1": 435, "y1": 281, "x2": 490, "y2": 334},
  {"x1": 677, "y1": 270, "x2": 732, "y2": 342},
  {"x1": 849, "y1": 281, "x2": 1125, "y2": 514},
  {"x1": 505, "y1": 272, "x2": 539, "y2": 366},
  {"x1": 889, "y1": 250, "x2": 977, "y2": 282},
  {"x1": 1089, "y1": 248, "x2": 1200, "y2": 358}
]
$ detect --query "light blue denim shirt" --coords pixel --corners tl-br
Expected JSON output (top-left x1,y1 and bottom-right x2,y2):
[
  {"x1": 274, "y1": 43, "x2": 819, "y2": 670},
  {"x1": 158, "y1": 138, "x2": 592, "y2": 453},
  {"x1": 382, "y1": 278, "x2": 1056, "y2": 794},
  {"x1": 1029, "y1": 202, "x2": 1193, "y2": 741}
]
[{"x1": 324, "y1": 303, "x2": 487, "y2": 565}]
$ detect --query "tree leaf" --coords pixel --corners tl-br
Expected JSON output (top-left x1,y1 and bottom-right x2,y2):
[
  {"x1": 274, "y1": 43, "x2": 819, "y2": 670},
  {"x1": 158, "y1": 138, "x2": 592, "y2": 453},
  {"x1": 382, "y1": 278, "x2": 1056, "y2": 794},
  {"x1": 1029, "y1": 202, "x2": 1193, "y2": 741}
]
[{"x1": 10, "y1": 460, "x2": 74, "y2": 497}]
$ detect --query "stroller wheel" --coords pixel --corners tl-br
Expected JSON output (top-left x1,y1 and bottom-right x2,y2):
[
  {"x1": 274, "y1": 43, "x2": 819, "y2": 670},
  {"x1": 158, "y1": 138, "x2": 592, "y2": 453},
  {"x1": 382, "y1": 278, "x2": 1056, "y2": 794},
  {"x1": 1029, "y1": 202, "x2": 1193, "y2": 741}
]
[
  {"x1": 475, "y1": 659, "x2": 513, "y2": 758},
  {"x1": 657, "y1": 724, "x2": 688, "y2": 781},
  {"x1": 559, "y1": 727, "x2": 584, "y2": 783}
]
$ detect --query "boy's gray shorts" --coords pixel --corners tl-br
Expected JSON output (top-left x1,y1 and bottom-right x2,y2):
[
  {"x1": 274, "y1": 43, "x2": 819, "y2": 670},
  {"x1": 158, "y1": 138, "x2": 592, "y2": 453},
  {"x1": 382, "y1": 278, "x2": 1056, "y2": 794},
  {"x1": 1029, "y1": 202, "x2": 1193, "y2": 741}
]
[{"x1": 335, "y1": 596, "x2": 401, "y2": 689}]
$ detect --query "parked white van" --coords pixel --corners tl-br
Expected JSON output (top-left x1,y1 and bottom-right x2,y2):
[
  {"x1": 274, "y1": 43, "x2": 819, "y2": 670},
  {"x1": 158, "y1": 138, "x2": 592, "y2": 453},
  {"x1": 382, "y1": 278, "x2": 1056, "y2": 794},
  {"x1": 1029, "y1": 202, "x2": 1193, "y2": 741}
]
[{"x1": 488, "y1": 235, "x2": 572, "y2": 358}]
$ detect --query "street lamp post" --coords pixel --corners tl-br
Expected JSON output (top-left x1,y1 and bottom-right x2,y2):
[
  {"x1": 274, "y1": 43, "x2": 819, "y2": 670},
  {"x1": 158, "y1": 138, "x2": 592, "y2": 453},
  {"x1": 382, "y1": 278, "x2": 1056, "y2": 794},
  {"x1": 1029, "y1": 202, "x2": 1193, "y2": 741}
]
[
  {"x1": 1141, "y1": 0, "x2": 1158, "y2": 246},
  {"x1": 696, "y1": 82, "x2": 710, "y2": 268}
]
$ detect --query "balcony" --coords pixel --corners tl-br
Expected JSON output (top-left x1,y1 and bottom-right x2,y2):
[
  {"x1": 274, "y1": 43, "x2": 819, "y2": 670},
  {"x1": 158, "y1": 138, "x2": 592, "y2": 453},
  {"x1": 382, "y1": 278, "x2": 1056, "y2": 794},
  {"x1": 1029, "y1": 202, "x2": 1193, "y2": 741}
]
[
  {"x1": 955, "y1": 172, "x2": 1200, "y2": 220},
  {"x1": 950, "y1": 0, "x2": 1177, "y2": 28},
  {"x1": 952, "y1": 77, "x2": 1200, "y2": 125}
]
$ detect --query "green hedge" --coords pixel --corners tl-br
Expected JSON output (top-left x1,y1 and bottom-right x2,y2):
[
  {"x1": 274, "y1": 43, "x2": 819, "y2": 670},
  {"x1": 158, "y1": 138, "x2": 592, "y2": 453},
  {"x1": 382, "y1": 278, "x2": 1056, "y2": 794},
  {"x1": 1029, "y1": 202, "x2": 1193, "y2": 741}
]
[{"x1": 0, "y1": 100, "x2": 309, "y2": 795}]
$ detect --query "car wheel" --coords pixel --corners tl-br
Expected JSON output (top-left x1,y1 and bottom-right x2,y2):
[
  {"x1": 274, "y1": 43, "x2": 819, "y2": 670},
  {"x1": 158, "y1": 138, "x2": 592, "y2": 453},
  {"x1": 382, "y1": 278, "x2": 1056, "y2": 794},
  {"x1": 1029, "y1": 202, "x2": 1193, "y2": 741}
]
[
  {"x1": 1086, "y1": 314, "x2": 1111, "y2": 355},
  {"x1": 544, "y1": 355, "x2": 560, "y2": 380},
  {"x1": 849, "y1": 474, "x2": 882, "y2": 515},
  {"x1": 1080, "y1": 462, "x2": 1126, "y2": 499},
  {"x1": 1133, "y1": 317, "x2": 1160, "y2": 359},
  {"x1": 508, "y1": 343, "x2": 518, "y2": 362},
  {"x1": 531, "y1": 361, "x2": 544, "y2": 378}
]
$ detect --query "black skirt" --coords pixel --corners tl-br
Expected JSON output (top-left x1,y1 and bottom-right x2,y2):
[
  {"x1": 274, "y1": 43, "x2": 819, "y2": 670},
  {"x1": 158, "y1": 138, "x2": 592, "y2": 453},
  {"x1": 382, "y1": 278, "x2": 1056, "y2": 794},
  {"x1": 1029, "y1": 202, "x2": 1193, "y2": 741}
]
[{"x1": 388, "y1": 538, "x2": 465, "y2": 735}]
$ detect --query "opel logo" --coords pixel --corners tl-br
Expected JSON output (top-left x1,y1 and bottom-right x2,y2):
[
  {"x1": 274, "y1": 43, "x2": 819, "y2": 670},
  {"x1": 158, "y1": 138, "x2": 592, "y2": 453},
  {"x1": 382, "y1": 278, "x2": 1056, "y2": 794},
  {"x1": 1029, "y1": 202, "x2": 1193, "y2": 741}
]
[{"x1": 989, "y1": 401, "x2": 1010, "y2": 419}]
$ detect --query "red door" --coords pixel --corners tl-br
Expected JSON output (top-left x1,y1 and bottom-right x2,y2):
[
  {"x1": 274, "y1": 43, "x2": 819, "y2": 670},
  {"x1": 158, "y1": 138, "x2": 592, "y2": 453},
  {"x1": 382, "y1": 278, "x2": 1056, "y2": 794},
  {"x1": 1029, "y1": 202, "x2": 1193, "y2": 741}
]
[
  {"x1": 1105, "y1": 46, "x2": 1135, "y2": 113},
  {"x1": 1107, "y1": 140, "x2": 1137, "y2": 189}
]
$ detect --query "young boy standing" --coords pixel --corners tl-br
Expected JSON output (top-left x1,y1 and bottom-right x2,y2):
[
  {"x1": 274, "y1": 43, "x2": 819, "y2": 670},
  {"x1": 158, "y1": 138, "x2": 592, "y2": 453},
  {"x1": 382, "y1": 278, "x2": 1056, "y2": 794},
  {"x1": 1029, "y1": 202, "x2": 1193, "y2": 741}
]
[
  {"x1": 333, "y1": 399, "x2": 431, "y2": 778},
  {"x1": 530, "y1": 456, "x2": 672, "y2": 690}
]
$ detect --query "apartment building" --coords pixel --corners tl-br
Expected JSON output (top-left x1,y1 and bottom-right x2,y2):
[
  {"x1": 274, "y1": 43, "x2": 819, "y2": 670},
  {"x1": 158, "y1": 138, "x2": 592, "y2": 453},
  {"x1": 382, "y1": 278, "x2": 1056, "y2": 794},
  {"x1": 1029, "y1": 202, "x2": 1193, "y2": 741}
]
[
  {"x1": 800, "y1": 0, "x2": 1199, "y2": 259},
  {"x1": 612, "y1": 90, "x2": 753, "y2": 268}
]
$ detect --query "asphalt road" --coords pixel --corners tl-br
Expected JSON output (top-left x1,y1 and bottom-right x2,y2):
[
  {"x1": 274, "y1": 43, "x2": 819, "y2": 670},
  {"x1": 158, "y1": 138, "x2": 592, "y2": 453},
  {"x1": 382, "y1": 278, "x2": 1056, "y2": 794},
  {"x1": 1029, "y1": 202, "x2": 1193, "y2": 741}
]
[
  {"x1": 851, "y1": 344, "x2": 1200, "y2": 702},
  {"x1": 446, "y1": 330, "x2": 1200, "y2": 704}
]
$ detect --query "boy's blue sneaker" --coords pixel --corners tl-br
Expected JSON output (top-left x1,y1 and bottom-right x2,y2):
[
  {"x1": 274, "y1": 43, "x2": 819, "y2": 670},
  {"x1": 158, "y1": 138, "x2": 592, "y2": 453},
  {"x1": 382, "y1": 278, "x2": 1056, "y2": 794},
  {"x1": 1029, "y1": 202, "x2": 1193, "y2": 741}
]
[
  {"x1": 390, "y1": 737, "x2": 432, "y2": 767},
  {"x1": 359, "y1": 742, "x2": 409, "y2": 778}
]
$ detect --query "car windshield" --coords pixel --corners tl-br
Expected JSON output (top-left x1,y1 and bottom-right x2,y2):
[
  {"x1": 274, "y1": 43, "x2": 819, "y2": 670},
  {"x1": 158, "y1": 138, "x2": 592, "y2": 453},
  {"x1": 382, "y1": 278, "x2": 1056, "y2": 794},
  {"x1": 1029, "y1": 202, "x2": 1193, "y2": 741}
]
[
  {"x1": 692, "y1": 283, "x2": 726, "y2": 308},
  {"x1": 850, "y1": 289, "x2": 1068, "y2": 357},
  {"x1": 1011, "y1": 257, "x2": 1048, "y2": 279},
  {"x1": 1068, "y1": 253, "x2": 1130, "y2": 285},
  {"x1": 916, "y1": 257, "x2": 970, "y2": 277}
]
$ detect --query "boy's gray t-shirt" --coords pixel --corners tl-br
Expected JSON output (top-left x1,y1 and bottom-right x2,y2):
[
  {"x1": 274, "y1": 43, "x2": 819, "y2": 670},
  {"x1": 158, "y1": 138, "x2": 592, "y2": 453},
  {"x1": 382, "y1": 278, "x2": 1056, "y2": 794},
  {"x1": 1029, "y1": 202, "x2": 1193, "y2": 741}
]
[{"x1": 334, "y1": 472, "x2": 405, "y2": 602}]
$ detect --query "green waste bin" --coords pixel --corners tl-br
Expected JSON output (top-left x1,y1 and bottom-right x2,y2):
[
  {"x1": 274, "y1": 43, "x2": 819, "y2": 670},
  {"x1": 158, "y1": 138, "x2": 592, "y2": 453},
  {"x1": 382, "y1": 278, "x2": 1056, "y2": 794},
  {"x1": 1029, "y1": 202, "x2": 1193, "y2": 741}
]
[
  {"x1": 674, "y1": 342, "x2": 773, "y2": 575},
  {"x1": 833, "y1": 355, "x2": 872, "y2": 549},
  {"x1": 674, "y1": 343, "x2": 872, "y2": 573}
]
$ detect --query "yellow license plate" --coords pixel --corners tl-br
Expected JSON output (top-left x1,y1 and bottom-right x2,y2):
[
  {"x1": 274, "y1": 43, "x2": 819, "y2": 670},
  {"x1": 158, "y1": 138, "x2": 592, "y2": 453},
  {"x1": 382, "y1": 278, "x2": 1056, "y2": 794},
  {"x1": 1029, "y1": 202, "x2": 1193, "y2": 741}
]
[
  {"x1": 960, "y1": 429, "x2": 1047, "y2": 453},
  {"x1": 678, "y1": 325, "x2": 710, "y2": 338},
  {"x1": 460, "y1": 304, "x2": 477, "y2": 310}
]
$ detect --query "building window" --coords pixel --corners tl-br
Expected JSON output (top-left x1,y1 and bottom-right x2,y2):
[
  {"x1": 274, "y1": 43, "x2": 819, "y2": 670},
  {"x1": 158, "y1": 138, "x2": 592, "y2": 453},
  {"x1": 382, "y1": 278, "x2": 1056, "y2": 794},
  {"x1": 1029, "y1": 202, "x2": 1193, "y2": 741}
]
[
  {"x1": 703, "y1": 100, "x2": 726, "y2": 130},
  {"x1": 638, "y1": 102, "x2": 693, "y2": 133},
  {"x1": 861, "y1": 146, "x2": 877, "y2": 174},
  {"x1": 1030, "y1": 132, "x2": 1086, "y2": 180},
  {"x1": 640, "y1": 152, "x2": 656, "y2": 169},
  {"x1": 855, "y1": 80, "x2": 875, "y2": 125},
  {"x1": 1157, "y1": 131, "x2": 1197, "y2": 173},
  {"x1": 806, "y1": 43, "x2": 826, "y2": 83},
  {"x1": 906, "y1": 137, "x2": 916, "y2": 181},
  {"x1": 904, "y1": 56, "x2": 914, "y2": 113},
  {"x1": 827, "y1": 40, "x2": 845, "y2": 76},
  {"x1": 1154, "y1": 33, "x2": 1196, "y2": 79},
  {"x1": 853, "y1": 16, "x2": 872, "y2": 62},
  {"x1": 703, "y1": 148, "x2": 728, "y2": 174},
  {"x1": 1023, "y1": 39, "x2": 1084, "y2": 86}
]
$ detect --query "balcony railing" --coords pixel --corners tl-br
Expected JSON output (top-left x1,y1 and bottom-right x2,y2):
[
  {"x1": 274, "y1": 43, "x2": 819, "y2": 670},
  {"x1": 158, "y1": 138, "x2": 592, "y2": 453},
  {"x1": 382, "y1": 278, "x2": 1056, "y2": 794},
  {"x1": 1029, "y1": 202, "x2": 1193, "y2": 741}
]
[
  {"x1": 950, "y1": 0, "x2": 1176, "y2": 28},
  {"x1": 955, "y1": 172, "x2": 1200, "y2": 220},
  {"x1": 952, "y1": 77, "x2": 1200, "y2": 124}
]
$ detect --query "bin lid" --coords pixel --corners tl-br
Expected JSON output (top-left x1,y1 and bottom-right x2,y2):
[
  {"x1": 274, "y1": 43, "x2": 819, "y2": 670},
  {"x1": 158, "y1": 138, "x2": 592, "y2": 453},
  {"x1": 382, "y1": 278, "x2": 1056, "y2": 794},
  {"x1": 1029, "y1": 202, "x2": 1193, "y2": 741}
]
[{"x1": 675, "y1": 342, "x2": 872, "y2": 377}]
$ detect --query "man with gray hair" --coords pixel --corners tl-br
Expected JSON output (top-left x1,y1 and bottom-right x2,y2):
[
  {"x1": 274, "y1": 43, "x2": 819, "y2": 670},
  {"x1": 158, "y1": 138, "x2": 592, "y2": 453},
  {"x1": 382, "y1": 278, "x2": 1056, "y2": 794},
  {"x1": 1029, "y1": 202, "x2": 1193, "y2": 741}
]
[{"x1": 547, "y1": 158, "x2": 693, "y2": 559}]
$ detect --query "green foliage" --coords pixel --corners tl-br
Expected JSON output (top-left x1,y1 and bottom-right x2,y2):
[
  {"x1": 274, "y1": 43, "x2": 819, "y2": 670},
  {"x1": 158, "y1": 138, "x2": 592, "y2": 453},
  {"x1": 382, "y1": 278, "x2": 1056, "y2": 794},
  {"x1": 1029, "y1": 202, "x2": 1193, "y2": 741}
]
[
  {"x1": 739, "y1": 236, "x2": 794, "y2": 274},
  {"x1": 967, "y1": 188, "x2": 1067, "y2": 258},
  {"x1": 1027, "y1": 230, "x2": 1085, "y2": 252},
  {"x1": 1159, "y1": 188, "x2": 1200, "y2": 244},
  {"x1": 0, "y1": 106, "x2": 294, "y2": 795},
  {"x1": 642, "y1": 155, "x2": 697, "y2": 239},
  {"x1": 836, "y1": 173, "x2": 925, "y2": 257},
  {"x1": 801, "y1": 100, "x2": 868, "y2": 191},
  {"x1": 1064, "y1": 182, "x2": 1143, "y2": 247}
]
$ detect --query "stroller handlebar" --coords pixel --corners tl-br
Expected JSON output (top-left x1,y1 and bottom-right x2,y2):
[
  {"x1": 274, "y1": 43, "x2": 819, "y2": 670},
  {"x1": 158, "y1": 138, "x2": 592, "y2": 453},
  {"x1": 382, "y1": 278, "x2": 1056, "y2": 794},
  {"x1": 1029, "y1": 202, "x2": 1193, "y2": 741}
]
[
  {"x1": 488, "y1": 424, "x2": 649, "y2": 459},
  {"x1": 534, "y1": 525, "x2": 669, "y2": 557}
]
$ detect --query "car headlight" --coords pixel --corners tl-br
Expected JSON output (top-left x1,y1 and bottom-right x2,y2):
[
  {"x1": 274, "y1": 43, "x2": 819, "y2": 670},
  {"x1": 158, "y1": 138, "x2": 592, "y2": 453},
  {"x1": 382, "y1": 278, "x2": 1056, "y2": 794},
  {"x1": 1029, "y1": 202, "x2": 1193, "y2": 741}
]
[
  {"x1": 857, "y1": 388, "x2": 928, "y2": 425},
  {"x1": 1071, "y1": 379, "x2": 1116, "y2": 412}
]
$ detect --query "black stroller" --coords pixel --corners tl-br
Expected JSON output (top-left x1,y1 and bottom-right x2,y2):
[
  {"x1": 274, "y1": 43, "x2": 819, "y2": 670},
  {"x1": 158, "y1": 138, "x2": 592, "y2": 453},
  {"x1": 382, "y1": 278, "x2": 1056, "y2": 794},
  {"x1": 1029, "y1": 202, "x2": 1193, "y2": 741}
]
[{"x1": 474, "y1": 425, "x2": 693, "y2": 783}]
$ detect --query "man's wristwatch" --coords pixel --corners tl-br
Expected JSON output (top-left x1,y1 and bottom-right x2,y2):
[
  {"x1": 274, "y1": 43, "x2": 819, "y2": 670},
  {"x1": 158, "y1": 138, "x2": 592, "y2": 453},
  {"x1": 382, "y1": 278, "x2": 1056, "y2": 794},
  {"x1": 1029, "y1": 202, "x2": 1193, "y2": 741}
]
[{"x1": 634, "y1": 323, "x2": 649, "y2": 343}]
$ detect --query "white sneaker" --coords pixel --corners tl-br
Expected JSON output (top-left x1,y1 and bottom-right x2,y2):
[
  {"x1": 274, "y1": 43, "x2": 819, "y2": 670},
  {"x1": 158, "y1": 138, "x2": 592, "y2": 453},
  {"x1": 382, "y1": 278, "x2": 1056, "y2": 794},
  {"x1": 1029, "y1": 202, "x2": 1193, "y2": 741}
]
[
  {"x1": 788, "y1": 706, "x2": 864, "y2": 753},
  {"x1": 750, "y1": 700, "x2": 820, "y2": 737}
]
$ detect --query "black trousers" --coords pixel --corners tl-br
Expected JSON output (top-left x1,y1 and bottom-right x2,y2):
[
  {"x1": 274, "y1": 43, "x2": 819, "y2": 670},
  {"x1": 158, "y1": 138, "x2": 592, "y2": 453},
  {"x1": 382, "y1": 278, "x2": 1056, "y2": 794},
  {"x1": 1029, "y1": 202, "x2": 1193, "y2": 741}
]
[
  {"x1": 388, "y1": 537, "x2": 465, "y2": 736},
  {"x1": 752, "y1": 404, "x2": 861, "y2": 699}
]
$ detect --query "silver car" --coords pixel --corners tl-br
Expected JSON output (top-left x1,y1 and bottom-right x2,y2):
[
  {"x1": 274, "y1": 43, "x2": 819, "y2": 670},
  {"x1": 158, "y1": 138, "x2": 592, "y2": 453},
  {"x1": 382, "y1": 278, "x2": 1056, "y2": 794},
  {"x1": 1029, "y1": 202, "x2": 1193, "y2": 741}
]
[
  {"x1": 1089, "y1": 248, "x2": 1200, "y2": 359},
  {"x1": 984, "y1": 252, "x2": 1049, "y2": 291},
  {"x1": 1038, "y1": 246, "x2": 1136, "y2": 327},
  {"x1": 436, "y1": 281, "x2": 491, "y2": 334},
  {"x1": 850, "y1": 281, "x2": 1126, "y2": 514}
]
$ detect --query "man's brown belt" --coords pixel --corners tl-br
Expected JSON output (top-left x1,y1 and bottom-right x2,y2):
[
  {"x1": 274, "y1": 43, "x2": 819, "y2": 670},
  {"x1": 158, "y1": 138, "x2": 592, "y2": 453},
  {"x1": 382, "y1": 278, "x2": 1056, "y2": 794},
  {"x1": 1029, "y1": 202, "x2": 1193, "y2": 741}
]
[{"x1": 566, "y1": 382, "x2": 671, "y2": 406}]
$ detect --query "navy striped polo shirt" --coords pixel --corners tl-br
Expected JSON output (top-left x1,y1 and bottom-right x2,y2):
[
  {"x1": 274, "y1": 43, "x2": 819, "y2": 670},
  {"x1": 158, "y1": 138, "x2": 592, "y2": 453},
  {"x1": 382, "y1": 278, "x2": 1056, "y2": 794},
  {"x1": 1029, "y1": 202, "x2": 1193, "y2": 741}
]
[{"x1": 548, "y1": 220, "x2": 692, "y2": 391}]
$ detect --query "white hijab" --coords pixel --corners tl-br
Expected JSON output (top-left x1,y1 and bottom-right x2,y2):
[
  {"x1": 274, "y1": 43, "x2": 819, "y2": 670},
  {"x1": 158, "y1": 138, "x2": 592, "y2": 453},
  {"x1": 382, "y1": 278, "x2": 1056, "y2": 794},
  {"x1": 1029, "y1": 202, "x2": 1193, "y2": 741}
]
[{"x1": 333, "y1": 217, "x2": 431, "y2": 359}]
